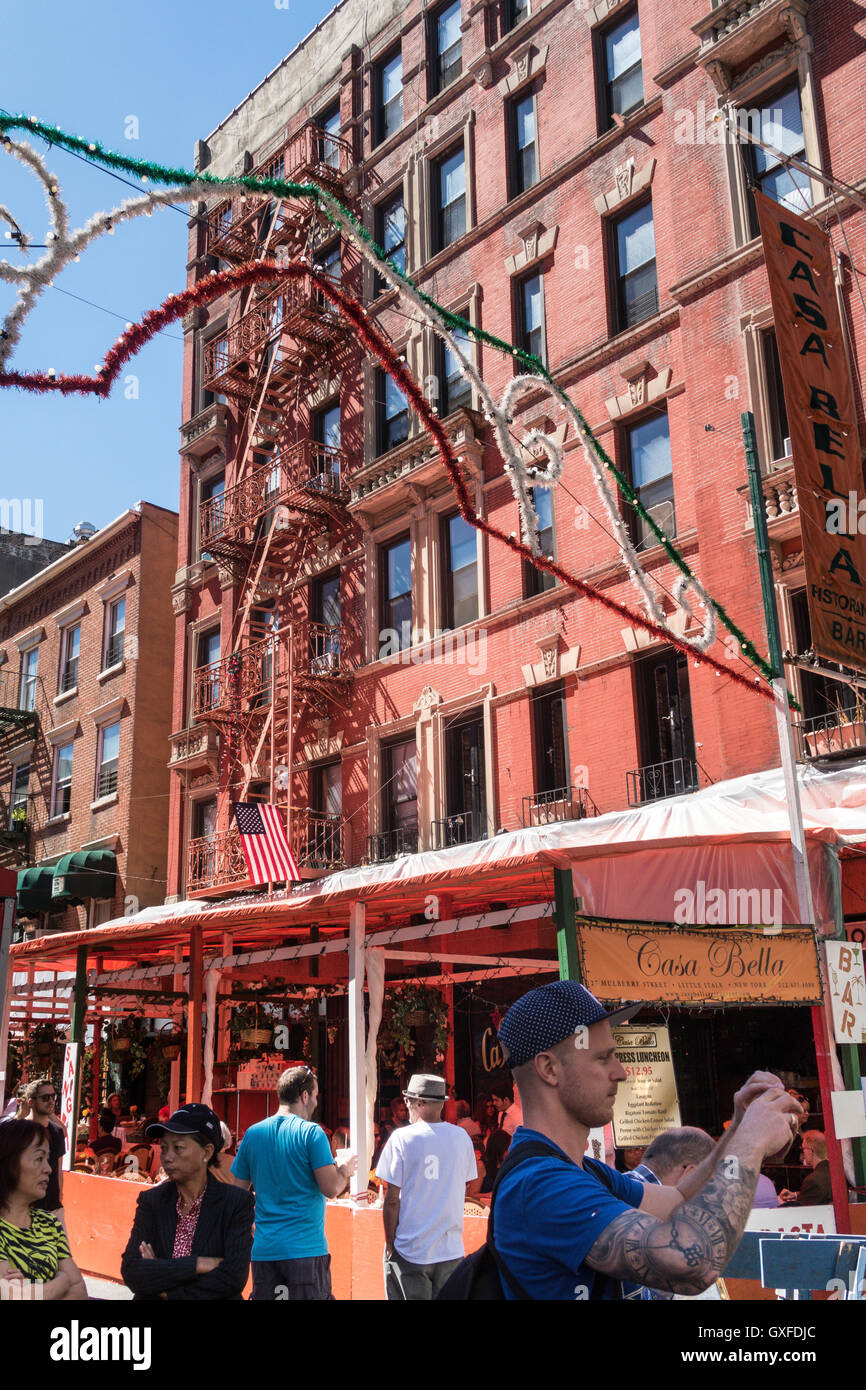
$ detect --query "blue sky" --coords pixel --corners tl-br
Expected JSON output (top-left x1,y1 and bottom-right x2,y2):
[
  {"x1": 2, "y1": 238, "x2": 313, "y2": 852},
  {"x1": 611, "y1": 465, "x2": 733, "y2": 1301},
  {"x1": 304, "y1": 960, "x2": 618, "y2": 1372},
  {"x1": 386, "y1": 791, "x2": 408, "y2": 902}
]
[{"x1": 0, "y1": 0, "x2": 338, "y2": 543}]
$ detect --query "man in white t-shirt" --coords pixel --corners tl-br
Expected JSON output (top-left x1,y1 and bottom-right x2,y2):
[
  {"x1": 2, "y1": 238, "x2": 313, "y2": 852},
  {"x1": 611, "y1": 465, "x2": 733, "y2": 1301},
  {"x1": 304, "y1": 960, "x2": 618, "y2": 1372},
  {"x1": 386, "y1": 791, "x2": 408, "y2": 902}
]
[{"x1": 376, "y1": 1073, "x2": 477, "y2": 1300}]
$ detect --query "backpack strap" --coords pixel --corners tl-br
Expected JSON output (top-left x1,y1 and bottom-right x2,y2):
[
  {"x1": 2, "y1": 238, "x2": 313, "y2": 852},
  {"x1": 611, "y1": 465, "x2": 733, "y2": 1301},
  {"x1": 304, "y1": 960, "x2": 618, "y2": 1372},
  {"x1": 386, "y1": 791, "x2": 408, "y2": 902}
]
[{"x1": 486, "y1": 1140, "x2": 576, "y2": 1300}]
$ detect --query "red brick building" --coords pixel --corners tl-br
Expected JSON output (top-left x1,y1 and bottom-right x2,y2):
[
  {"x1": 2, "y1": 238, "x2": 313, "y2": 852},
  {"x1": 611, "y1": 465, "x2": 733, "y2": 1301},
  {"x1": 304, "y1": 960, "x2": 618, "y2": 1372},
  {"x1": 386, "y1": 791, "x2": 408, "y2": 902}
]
[
  {"x1": 0, "y1": 504, "x2": 179, "y2": 936},
  {"x1": 167, "y1": 0, "x2": 865, "y2": 904}
]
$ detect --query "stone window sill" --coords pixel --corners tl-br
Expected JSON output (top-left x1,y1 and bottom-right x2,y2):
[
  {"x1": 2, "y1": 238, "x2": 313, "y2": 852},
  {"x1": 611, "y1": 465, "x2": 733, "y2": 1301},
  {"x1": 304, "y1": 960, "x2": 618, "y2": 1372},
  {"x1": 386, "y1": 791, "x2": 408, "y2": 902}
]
[
  {"x1": 90, "y1": 793, "x2": 118, "y2": 812},
  {"x1": 53, "y1": 686, "x2": 78, "y2": 707},
  {"x1": 98, "y1": 661, "x2": 125, "y2": 683}
]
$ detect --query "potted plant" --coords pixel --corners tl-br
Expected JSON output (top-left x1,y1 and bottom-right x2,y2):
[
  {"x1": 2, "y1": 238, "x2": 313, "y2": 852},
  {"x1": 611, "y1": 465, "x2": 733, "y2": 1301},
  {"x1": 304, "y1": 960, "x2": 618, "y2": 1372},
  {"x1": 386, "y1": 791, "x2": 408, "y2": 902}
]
[
  {"x1": 379, "y1": 984, "x2": 450, "y2": 1078},
  {"x1": 804, "y1": 692, "x2": 866, "y2": 758},
  {"x1": 230, "y1": 1002, "x2": 274, "y2": 1052},
  {"x1": 157, "y1": 1022, "x2": 185, "y2": 1062}
]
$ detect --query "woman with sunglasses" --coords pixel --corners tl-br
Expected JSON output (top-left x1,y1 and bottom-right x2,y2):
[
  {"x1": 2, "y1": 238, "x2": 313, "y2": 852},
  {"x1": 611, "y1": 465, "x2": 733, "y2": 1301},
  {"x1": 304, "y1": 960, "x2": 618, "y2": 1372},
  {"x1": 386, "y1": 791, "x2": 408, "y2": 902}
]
[{"x1": 0, "y1": 1120, "x2": 87, "y2": 1301}]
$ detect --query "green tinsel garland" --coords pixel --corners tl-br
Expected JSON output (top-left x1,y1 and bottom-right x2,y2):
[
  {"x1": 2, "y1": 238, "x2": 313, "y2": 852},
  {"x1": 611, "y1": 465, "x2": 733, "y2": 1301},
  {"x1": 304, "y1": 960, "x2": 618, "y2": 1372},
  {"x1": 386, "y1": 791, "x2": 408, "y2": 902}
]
[{"x1": 0, "y1": 111, "x2": 788, "y2": 697}]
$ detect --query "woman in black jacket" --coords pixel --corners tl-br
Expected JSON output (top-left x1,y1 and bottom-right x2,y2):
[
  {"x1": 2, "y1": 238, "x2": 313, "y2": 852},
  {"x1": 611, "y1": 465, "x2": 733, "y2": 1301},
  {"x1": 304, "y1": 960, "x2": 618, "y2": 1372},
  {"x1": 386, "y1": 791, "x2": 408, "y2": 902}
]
[{"x1": 120, "y1": 1104, "x2": 253, "y2": 1301}]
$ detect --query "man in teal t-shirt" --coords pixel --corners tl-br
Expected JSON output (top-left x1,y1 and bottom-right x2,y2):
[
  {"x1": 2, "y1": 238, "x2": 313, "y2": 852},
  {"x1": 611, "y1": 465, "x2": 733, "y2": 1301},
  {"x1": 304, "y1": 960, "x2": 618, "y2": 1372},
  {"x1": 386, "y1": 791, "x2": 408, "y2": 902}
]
[{"x1": 232, "y1": 1065, "x2": 357, "y2": 1300}]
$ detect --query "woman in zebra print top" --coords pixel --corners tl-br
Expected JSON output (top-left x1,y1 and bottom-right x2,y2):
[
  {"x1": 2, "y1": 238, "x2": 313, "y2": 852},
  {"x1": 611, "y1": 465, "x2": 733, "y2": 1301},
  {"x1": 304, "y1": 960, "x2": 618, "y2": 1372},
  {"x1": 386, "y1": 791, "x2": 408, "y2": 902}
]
[{"x1": 0, "y1": 1120, "x2": 87, "y2": 1300}]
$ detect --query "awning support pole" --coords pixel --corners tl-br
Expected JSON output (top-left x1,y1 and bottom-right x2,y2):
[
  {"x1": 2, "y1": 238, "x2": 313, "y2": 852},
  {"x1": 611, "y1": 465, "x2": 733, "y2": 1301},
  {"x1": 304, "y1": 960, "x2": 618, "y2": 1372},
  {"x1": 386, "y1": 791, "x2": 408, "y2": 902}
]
[
  {"x1": 0, "y1": 894, "x2": 16, "y2": 1112},
  {"x1": 69, "y1": 945, "x2": 87, "y2": 1151},
  {"x1": 348, "y1": 900, "x2": 367, "y2": 1199},
  {"x1": 743, "y1": 409, "x2": 850, "y2": 1228},
  {"x1": 186, "y1": 926, "x2": 204, "y2": 1102},
  {"x1": 554, "y1": 867, "x2": 581, "y2": 982}
]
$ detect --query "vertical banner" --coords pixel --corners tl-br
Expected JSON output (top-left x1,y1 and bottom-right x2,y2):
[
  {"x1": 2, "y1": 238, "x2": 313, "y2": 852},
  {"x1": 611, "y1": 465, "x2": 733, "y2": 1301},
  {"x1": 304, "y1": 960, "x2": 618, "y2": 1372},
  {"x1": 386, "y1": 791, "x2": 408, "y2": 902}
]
[
  {"x1": 825, "y1": 940, "x2": 866, "y2": 1044},
  {"x1": 59, "y1": 1042, "x2": 78, "y2": 1171},
  {"x1": 756, "y1": 190, "x2": 866, "y2": 672}
]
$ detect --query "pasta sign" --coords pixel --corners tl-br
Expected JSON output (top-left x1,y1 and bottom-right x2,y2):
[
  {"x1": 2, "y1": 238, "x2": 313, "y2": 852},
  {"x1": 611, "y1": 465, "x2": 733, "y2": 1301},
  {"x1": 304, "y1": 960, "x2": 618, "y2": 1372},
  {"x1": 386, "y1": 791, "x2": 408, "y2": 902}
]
[{"x1": 756, "y1": 191, "x2": 866, "y2": 671}]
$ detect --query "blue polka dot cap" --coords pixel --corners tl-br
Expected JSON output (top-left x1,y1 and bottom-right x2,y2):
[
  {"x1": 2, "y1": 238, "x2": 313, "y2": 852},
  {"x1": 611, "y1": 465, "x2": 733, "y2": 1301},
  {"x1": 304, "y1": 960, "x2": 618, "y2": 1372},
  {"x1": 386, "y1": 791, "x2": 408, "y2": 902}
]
[{"x1": 497, "y1": 981, "x2": 641, "y2": 1069}]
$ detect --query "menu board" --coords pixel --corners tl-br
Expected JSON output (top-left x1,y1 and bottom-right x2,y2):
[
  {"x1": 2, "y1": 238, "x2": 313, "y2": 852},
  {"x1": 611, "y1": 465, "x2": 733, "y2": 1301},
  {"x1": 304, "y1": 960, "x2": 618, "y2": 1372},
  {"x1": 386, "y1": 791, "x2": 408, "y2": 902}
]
[{"x1": 611, "y1": 1026, "x2": 681, "y2": 1148}]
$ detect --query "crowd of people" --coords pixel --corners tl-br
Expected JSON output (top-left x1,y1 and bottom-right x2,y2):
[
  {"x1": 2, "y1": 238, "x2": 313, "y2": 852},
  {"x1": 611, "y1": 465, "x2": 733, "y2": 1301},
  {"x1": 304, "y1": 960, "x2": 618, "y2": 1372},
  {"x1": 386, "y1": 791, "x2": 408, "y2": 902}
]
[{"x1": 0, "y1": 982, "x2": 828, "y2": 1301}]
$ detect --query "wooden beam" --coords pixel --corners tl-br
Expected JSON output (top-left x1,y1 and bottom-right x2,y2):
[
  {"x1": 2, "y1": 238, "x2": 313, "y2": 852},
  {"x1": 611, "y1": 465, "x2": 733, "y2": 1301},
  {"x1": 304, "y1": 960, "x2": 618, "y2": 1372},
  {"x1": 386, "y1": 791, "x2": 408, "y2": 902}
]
[
  {"x1": 348, "y1": 901, "x2": 366, "y2": 1199},
  {"x1": 186, "y1": 925, "x2": 204, "y2": 1102}
]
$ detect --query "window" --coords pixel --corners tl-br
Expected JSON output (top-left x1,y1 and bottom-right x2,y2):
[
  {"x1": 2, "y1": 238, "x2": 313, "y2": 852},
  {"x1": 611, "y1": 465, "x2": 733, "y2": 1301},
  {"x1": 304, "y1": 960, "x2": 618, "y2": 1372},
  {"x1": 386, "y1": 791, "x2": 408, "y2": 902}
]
[
  {"x1": 52, "y1": 741, "x2": 74, "y2": 818},
  {"x1": 432, "y1": 147, "x2": 466, "y2": 254},
  {"x1": 612, "y1": 200, "x2": 658, "y2": 331},
  {"x1": 441, "y1": 512, "x2": 479, "y2": 628},
  {"x1": 533, "y1": 682, "x2": 569, "y2": 794},
  {"x1": 600, "y1": 9, "x2": 643, "y2": 125},
  {"x1": 790, "y1": 589, "x2": 858, "y2": 724},
  {"x1": 310, "y1": 571, "x2": 341, "y2": 674},
  {"x1": 200, "y1": 471, "x2": 226, "y2": 559},
  {"x1": 195, "y1": 628, "x2": 221, "y2": 713},
  {"x1": 59, "y1": 624, "x2": 80, "y2": 693},
  {"x1": 96, "y1": 720, "x2": 120, "y2": 799},
  {"x1": 383, "y1": 736, "x2": 418, "y2": 838},
  {"x1": 515, "y1": 271, "x2": 546, "y2": 364},
  {"x1": 18, "y1": 646, "x2": 38, "y2": 712},
  {"x1": 762, "y1": 329, "x2": 790, "y2": 463},
  {"x1": 193, "y1": 797, "x2": 218, "y2": 840},
  {"x1": 375, "y1": 369, "x2": 409, "y2": 456},
  {"x1": 524, "y1": 486, "x2": 556, "y2": 596},
  {"x1": 432, "y1": 1, "x2": 462, "y2": 95},
  {"x1": 443, "y1": 711, "x2": 486, "y2": 844},
  {"x1": 436, "y1": 317, "x2": 473, "y2": 415},
  {"x1": 198, "y1": 333, "x2": 227, "y2": 412},
  {"x1": 316, "y1": 103, "x2": 341, "y2": 169},
  {"x1": 312, "y1": 403, "x2": 341, "y2": 450},
  {"x1": 627, "y1": 413, "x2": 675, "y2": 547},
  {"x1": 743, "y1": 86, "x2": 811, "y2": 236},
  {"x1": 312, "y1": 761, "x2": 342, "y2": 817},
  {"x1": 375, "y1": 193, "x2": 406, "y2": 296},
  {"x1": 316, "y1": 241, "x2": 341, "y2": 312},
  {"x1": 503, "y1": 0, "x2": 530, "y2": 34},
  {"x1": 10, "y1": 763, "x2": 29, "y2": 828},
  {"x1": 380, "y1": 535, "x2": 412, "y2": 655},
  {"x1": 631, "y1": 649, "x2": 697, "y2": 802},
  {"x1": 375, "y1": 49, "x2": 403, "y2": 146},
  {"x1": 197, "y1": 629, "x2": 221, "y2": 669},
  {"x1": 508, "y1": 91, "x2": 538, "y2": 197},
  {"x1": 103, "y1": 597, "x2": 126, "y2": 670}
]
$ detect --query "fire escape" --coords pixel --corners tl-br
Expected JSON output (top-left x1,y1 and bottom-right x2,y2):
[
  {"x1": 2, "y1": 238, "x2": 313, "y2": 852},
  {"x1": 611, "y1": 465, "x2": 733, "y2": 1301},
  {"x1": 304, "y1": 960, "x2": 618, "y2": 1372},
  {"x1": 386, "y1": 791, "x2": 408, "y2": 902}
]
[
  {"x1": 0, "y1": 667, "x2": 39, "y2": 869},
  {"x1": 186, "y1": 122, "x2": 359, "y2": 894}
]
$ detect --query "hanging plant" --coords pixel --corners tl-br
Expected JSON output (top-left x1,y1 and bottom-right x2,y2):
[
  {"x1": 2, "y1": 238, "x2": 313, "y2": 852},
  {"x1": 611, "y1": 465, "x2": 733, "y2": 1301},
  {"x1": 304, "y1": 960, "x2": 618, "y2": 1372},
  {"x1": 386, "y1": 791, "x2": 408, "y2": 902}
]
[
  {"x1": 157, "y1": 1021, "x2": 185, "y2": 1062},
  {"x1": 25, "y1": 1022, "x2": 66, "y2": 1078},
  {"x1": 103, "y1": 1013, "x2": 146, "y2": 1065},
  {"x1": 229, "y1": 1001, "x2": 274, "y2": 1052},
  {"x1": 379, "y1": 984, "x2": 450, "y2": 1077}
]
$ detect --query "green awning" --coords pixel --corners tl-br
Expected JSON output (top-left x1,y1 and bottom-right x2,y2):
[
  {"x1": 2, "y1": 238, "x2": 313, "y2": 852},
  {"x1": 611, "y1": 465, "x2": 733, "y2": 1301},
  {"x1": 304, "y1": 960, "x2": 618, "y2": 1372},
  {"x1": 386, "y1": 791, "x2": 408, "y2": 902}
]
[
  {"x1": 52, "y1": 850, "x2": 117, "y2": 905},
  {"x1": 17, "y1": 865, "x2": 56, "y2": 915}
]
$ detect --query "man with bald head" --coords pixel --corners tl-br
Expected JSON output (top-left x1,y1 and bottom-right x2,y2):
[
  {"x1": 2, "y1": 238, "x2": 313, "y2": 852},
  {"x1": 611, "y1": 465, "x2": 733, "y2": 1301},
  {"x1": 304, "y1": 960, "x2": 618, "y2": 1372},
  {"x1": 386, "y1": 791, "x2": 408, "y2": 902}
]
[{"x1": 489, "y1": 981, "x2": 802, "y2": 1300}]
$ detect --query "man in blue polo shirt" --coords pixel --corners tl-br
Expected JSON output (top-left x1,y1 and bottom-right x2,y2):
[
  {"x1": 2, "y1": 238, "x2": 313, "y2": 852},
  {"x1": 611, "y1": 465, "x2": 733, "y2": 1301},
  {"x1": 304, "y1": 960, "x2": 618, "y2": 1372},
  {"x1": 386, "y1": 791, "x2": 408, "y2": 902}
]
[
  {"x1": 492, "y1": 981, "x2": 802, "y2": 1300},
  {"x1": 232, "y1": 1065, "x2": 357, "y2": 1300}
]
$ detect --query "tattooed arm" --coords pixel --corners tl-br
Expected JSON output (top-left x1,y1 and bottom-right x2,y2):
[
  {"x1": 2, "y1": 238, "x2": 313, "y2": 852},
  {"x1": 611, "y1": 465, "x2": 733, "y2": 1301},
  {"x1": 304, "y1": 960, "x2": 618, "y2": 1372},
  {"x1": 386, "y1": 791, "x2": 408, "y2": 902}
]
[{"x1": 585, "y1": 1089, "x2": 798, "y2": 1295}]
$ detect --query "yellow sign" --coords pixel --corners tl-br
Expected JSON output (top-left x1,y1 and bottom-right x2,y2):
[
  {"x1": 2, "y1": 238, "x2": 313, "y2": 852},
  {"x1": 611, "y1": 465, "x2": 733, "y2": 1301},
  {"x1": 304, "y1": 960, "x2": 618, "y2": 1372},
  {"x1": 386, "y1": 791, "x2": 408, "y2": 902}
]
[{"x1": 576, "y1": 923, "x2": 822, "y2": 1005}]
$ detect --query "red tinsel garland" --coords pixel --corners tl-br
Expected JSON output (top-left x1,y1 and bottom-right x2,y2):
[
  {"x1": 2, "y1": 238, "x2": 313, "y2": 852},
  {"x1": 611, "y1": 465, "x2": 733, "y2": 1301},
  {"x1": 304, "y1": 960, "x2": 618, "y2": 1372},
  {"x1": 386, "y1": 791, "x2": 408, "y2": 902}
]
[{"x1": 0, "y1": 261, "x2": 773, "y2": 702}]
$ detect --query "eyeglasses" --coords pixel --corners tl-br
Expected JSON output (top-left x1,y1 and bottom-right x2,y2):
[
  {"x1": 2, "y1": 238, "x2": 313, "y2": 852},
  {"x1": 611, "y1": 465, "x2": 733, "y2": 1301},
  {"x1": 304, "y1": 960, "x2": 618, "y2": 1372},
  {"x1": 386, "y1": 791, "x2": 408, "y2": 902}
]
[{"x1": 37, "y1": 1092, "x2": 56, "y2": 1100}]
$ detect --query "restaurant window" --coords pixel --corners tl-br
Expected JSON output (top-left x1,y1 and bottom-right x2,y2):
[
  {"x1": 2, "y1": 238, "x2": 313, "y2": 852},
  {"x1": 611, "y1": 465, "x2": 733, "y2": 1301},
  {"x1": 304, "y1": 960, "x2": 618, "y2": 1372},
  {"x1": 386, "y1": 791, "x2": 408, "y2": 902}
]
[
  {"x1": 431, "y1": 1, "x2": 462, "y2": 96},
  {"x1": 514, "y1": 271, "x2": 546, "y2": 366},
  {"x1": 375, "y1": 368, "x2": 409, "y2": 456},
  {"x1": 103, "y1": 596, "x2": 126, "y2": 670},
  {"x1": 316, "y1": 103, "x2": 342, "y2": 169},
  {"x1": 508, "y1": 90, "x2": 538, "y2": 198},
  {"x1": 742, "y1": 86, "x2": 811, "y2": 237},
  {"x1": 374, "y1": 49, "x2": 403, "y2": 146},
  {"x1": 503, "y1": 0, "x2": 530, "y2": 34},
  {"x1": 436, "y1": 315, "x2": 473, "y2": 415},
  {"x1": 633, "y1": 648, "x2": 697, "y2": 798},
  {"x1": 611, "y1": 199, "x2": 658, "y2": 332},
  {"x1": 374, "y1": 192, "x2": 406, "y2": 297},
  {"x1": 382, "y1": 736, "x2": 419, "y2": 842},
  {"x1": 598, "y1": 7, "x2": 643, "y2": 128},
  {"x1": 10, "y1": 762, "x2": 29, "y2": 828},
  {"x1": 96, "y1": 720, "x2": 120, "y2": 799},
  {"x1": 762, "y1": 328, "x2": 790, "y2": 464},
  {"x1": 18, "y1": 645, "x2": 38, "y2": 712},
  {"x1": 59, "y1": 623, "x2": 80, "y2": 693},
  {"x1": 626, "y1": 412, "x2": 675, "y2": 548},
  {"x1": 52, "y1": 741, "x2": 74, "y2": 818},
  {"x1": 533, "y1": 682, "x2": 569, "y2": 795},
  {"x1": 441, "y1": 511, "x2": 479, "y2": 629},
  {"x1": 380, "y1": 534, "x2": 412, "y2": 656},
  {"x1": 432, "y1": 147, "x2": 466, "y2": 254},
  {"x1": 523, "y1": 486, "x2": 556, "y2": 596}
]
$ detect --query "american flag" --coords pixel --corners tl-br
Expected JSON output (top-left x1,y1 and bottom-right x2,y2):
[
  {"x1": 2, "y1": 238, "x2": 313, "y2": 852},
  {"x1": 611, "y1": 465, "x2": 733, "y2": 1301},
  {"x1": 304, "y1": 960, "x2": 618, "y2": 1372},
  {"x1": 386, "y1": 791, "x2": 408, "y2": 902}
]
[{"x1": 231, "y1": 802, "x2": 301, "y2": 885}]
